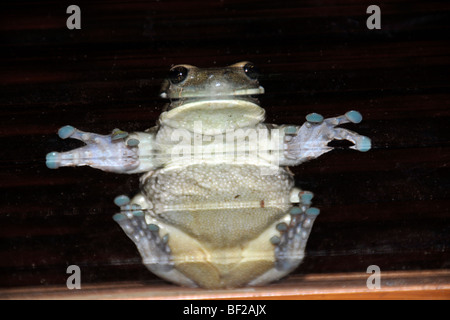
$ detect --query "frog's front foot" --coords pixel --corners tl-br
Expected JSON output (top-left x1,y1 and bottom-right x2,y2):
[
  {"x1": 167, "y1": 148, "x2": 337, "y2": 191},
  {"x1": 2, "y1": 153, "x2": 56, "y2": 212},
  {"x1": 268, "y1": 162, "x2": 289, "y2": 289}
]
[
  {"x1": 283, "y1": 111, "x2": 371, "y2": 165},
  {"x1": 46, "y1": 125, "x2": 140, "y2": 173}
]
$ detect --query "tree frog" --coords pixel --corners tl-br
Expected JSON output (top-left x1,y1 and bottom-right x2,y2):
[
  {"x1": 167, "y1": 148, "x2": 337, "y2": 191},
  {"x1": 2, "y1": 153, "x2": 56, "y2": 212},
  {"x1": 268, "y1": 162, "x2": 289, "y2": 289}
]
[{"x1": 46, "y1": 62, "x2": 371, "y2": 288}]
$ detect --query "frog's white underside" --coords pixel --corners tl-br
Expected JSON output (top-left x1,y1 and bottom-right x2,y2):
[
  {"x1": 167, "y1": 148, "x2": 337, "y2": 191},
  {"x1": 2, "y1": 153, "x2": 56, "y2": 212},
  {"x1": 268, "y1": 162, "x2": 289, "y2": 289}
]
[
  {"x1": 132, "y1": 163, "x2": 298, "y2": 288},
  {"x1": 142, "y1": 164, "x2": 292, "y2": 247}
]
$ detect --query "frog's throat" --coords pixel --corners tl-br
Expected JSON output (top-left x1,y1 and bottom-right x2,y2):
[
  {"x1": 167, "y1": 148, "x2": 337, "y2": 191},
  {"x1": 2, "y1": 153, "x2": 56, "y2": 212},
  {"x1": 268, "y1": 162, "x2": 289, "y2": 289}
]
[{"x1": 159, "y1": 99, "x2": 265, "y2": 135}]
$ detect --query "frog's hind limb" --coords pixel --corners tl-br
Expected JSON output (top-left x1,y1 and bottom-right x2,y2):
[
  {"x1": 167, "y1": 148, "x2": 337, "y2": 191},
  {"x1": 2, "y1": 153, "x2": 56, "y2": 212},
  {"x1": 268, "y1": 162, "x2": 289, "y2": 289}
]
[
  {"x1": 280, "y1": 110, "x2": 371, "y2": 166},
  {"x1": 247, "y1": 190, "x2": 319, "y2": 286},
  {"x1": 46, "y1": 125, "x2": 156, "y2": 174},
  {"x1": 112, "y1": 194, "x2": 198, "y2": 288}
]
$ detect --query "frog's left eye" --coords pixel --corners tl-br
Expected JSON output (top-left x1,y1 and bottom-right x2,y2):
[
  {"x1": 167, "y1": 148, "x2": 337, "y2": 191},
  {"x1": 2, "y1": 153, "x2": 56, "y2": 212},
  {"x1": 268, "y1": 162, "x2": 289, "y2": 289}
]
[
  {"x1": 243, "y1": 62, "x2": 259, "y2": 80},
  {"x1": 168, "y1": 66, "x2": 189, "y2": 84}
]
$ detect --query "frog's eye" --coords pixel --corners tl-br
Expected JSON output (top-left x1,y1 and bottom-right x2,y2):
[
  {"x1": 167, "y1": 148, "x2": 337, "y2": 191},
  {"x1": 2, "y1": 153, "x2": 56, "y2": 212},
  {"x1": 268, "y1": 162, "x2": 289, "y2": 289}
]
[
  {"x1": 168, "y1": 66, "x2": 189, "y2": 84},
  {"x1": 243, "y1": 62, "x2": 259, "y2": 80}
]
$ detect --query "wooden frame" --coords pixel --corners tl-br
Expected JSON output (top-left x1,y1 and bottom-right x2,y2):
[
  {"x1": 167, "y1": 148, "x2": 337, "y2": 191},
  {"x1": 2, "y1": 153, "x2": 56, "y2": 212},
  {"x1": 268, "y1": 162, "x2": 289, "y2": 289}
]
[{"x1": 2, "y1": 269, "x2": 449, "y2": 300}]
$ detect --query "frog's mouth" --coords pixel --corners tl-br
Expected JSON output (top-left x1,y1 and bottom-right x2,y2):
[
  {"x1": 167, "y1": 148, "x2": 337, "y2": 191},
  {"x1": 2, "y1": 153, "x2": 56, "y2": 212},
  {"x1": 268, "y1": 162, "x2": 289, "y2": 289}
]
[
  {"x1": 159, "y1": 99, "x2": 266, "y2": 135},
  {"x1": 160, "y1": 86, "x2": 265, "y2": 99}
]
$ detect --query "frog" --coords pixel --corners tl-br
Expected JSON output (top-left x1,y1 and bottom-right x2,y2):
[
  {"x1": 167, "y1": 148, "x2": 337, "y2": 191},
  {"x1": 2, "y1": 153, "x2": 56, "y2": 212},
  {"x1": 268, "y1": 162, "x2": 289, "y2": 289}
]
[{"x1": 46, "y1": 61, "x2": 371, "y2": 289}]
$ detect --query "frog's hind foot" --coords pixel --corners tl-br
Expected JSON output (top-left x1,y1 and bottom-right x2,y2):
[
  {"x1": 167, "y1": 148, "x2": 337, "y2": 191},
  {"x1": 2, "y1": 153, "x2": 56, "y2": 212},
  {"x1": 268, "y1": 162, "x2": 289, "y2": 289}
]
[
  {"x1": 46, "y1": 125, "x2": 139, "y2": 173},
  {"x1": 272, "y1": 189, "x2": 318, "y2": 273},
  {"x1": 247, "y1": 194, "x2": 319, "y2": 287},
  {"x1": 112, "y1": 195, "x2": 173, "y2": 273},
  {"x1": 274, "y1": 204, "x2": 320, "y2": 272},
  {"x1": 112, "y1": 195, "x2": 198, "y2": 287}
]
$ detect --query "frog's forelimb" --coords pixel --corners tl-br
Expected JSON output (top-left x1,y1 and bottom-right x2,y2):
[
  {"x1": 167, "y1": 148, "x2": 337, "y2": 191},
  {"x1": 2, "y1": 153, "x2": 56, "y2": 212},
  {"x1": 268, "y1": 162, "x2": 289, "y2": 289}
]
[
  {"x1": 46, "y1": 125, "x2": 156, "y2": 173},
  {"x1": 280, "y1": 110, "x2": 371, "y2": 166}
]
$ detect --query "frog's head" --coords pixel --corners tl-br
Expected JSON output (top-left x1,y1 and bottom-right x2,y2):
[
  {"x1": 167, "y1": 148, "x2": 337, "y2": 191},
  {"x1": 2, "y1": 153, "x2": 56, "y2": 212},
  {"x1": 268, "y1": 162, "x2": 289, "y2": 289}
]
[
  {"x1": 159, "y1": 62, "x2": 266, "y2": 134},
  {"x1": 160, "y1": 61, "x2": 264, "y2": 99}
]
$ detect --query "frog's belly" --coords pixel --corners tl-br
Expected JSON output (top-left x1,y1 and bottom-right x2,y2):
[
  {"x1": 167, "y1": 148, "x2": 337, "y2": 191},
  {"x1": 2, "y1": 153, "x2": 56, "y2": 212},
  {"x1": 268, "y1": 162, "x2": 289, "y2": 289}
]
[{"x1": 142, "y1": 163, "x2": 294, "y2": 248}]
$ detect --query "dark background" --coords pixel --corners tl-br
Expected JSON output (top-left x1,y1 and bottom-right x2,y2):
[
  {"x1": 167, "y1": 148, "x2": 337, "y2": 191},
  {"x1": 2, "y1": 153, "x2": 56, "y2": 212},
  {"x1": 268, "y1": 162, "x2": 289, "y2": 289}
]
[{"x1": 1, "y1": 0, "x2": 449, "y2": 288}]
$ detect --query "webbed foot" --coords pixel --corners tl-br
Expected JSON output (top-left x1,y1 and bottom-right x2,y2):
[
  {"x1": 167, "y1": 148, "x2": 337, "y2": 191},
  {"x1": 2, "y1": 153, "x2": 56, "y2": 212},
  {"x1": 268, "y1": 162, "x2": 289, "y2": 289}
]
[
  {"x1": 112, "y1": 194, "x2": 173, "y2": 273},
  {"x1": 46, "y1": 126, "x2": 140, "y2": 173},
  {"x1": 247, "y1": 189, "x2": 319, "y2": 286},
  {"x1": 283, "y1": 110, "x2": 371, "y2": 165},
  {"x1": 112, "y1": 194, "x2": 198, "y2": 286},
  {"x1": 273, "y1": 204, "x2": 320, "y2": 272}
]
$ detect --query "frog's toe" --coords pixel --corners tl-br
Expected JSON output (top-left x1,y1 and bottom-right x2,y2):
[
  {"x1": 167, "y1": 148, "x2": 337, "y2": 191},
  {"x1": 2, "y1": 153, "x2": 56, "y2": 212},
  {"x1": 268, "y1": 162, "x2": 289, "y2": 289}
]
[
  {"x1": 323, "y1": 110, "x2": 371, "y2": 152},
  {"x1": 289, "y1": 188, "x2": 314, "y2": 205},
  {"x1": 274, "y1": 205, "x2": 320, "y2": 272},
  {"x1": 114, "y1": 194, "x2": 131, "y2": 207},
  {"x1": 323, "y1": 110, "x2": 362, "y2": 126},
  {"x1": 57, "y1": 125, "x2": 106, "y2": 143},
  {"x1": 329, "y1": 127, "x2": 372, "y2": 152},
  {"x1": 111, "y1": 128, "x2": 129, "y2": 141},
  {"x1": 45, "y1": 151, "x2": 61, "y2": 169},
  {"x1": 350, "y1": 135, "x2": 372, "y2": 152},
  {"x1": 305, "y1": 112, "x2": 324, "y2": 124},
  {"x1": 57, "y1": 125, "x2": 76, "y2": 139}
]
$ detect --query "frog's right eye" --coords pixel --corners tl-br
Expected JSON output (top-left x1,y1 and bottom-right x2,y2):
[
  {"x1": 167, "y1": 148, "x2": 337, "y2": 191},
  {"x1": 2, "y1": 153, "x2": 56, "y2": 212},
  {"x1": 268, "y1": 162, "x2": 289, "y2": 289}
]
[
  {"x1": 168, "y1": 66, "x2": 189, "y2": 84},
  {"x1": 243, "y1": 62, "x2": 259, "y2": 80}
]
